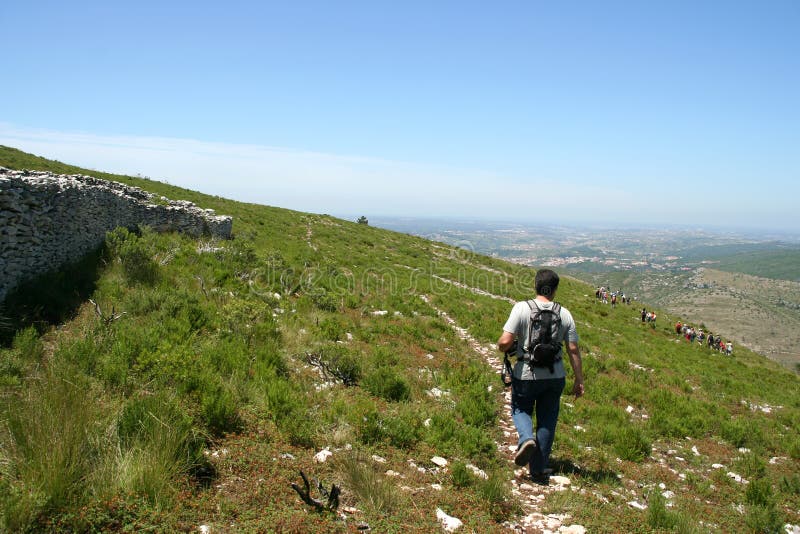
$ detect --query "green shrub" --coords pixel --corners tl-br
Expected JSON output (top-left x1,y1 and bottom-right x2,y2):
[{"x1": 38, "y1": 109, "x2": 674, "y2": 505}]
[
  {"x1": 319, "y1": 317, "x2": 344, "y2": 341},
  {"x1": 383, "y1": 411, "x2": 421, "y2": 449},
  {"x1": 311, "y1": 290, "x2": 338, "y2": 312},
  {"x1": 456, "y1": 382, "x2": 496, "y2": 428},
  {"x1": 720, "y1": 418, "x2": 762, "y2": 449},
  {"x1": 613, "y1": 425, "x2": 650, "y2": 462},
  {"x1": 358, "y1": 411, "x2": 385, "y2": 445},
  {"x1": 746, "y1": 478, "x2": 774, "y2": 508},
  {"x1": 106, "y1": 227, "x2": 160, "y2": 285},
  {"x1": 735, "y1": 452, "x2": 767, "y2": 480},
  {"x1": 12, "y1": 327, "x2": 44, "y2": 361},
  {"x1": 646, "y1": 489, "x2": 678, "y2": 530},
  {"x1": 201, "y1": 386, "x2": 241, "y2": 437},
  {"x1": 450, "y1": 461, "x2": 474, "y2": 488},
  {"x1": 744, "y1": 504, "x2": 783, "y2": 534},
  {"x1": 425, "y1": 414, "x2": 496, "y2": 461},
  {"x1": 253, "y1": 342, "x2": 288, "y2": 378},
  {"x1": 362, "y1": 367, "x2": 410, "y2": 402},
  {"x1": 264, "y1": 377, "x2": 315, "y2": 447},
  {"x1": 779, "y1": 474, "x2": 800, "y2": 495}
]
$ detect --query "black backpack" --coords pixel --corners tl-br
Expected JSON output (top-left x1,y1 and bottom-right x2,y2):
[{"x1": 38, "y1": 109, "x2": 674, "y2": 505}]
[{"x1": 524, "y1": 301, "x2": 563, "y2": 372}]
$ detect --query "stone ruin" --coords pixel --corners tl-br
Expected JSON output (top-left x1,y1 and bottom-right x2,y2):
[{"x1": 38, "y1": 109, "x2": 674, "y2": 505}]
[{"x1": 0, "y1": 167, "x2": 233, "y2": 302}]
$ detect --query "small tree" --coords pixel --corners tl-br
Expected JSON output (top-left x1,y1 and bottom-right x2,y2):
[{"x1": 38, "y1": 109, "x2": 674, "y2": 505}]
[{"x1": 356, "y1": 216, "x2": 369, "y2": 225}]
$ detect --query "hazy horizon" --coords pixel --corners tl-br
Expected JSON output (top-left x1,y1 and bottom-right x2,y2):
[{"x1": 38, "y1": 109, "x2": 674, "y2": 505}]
[{"x1": 2, "y1": 2, "x2": 798, "y2": 233}]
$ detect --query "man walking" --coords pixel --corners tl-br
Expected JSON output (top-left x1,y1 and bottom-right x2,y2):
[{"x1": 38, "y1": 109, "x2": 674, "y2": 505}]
[{"x1": 497, "y1": 269, "x2": 584, "y2": 484}]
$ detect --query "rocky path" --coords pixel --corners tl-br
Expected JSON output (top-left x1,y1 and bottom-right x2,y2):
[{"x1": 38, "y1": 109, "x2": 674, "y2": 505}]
[{"x1": 419, "y1": 294, "x2": 587, "y2": 533}]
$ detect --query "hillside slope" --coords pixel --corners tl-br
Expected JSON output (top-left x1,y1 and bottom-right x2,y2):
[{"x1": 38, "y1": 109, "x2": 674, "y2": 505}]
[
  {"x1": 568, "y1": 266, "x2": 800, "y2": 372},
  {"x1": 1, "y1": 146, "x2": 799, "y2": 533}
]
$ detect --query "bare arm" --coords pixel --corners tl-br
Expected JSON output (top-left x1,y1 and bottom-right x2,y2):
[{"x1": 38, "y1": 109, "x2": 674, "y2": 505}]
[
  {"x1": 566, "y1": 341, "x2": 584, "y2": 397},
  {"x1": 497, "y1": 331, "x2": 515, "y2": 353}
]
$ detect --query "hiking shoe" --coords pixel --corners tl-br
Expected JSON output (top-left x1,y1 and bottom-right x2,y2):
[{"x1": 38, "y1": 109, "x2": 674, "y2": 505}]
[
  {"x1": 530, "y1": 471, "x2": 550, "y2": 486},
  {"x1": 514, "y1": 439, "x2": 538, "y2": 467}
]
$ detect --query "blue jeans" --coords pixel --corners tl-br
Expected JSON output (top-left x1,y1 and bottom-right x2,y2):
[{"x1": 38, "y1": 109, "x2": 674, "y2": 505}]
[{"x1": 511, "y1": 377, "x2": 565, "y2": 474}]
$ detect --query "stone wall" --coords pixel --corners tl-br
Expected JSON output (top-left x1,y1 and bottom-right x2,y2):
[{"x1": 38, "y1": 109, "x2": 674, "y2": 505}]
[{"x1": 0, "y1": 167, "x2": 233, "y2": 301}]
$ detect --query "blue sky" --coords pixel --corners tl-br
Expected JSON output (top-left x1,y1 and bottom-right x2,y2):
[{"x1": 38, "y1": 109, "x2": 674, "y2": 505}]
[{"x1": 1, "y1": 1, "x2": 798, "y2": 232}]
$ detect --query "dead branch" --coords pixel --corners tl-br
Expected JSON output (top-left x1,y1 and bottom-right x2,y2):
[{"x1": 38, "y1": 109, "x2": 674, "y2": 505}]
[
  {"x1": 291, "y1": 470, "x2": 340, "y2": 512},
  {"x1": 88, "y1": 299, "x2": 126, "y2": 326},
  {"x1": 195, "y1": 275, "x2": 208, "y2": 299}
]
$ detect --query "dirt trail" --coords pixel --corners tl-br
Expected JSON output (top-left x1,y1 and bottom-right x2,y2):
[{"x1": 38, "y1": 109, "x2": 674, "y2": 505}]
[{"x1": 419, "y1": 294, "x2": 586, "y2": 533}]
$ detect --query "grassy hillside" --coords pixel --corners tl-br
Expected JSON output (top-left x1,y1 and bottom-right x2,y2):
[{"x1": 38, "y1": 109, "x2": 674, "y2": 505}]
[{"x1": 1, "y1": 146, "x2": 799, "y2": 532}]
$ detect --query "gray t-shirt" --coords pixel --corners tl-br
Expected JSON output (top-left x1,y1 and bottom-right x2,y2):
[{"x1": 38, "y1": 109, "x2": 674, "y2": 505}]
[{"x1": 503, "y1": 299, "x2": 579, "y2": 380}]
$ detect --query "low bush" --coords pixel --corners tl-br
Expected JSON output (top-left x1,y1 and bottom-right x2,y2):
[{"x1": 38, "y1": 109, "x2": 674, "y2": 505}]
[
  {"x1": 450, "y1": 461, "x2": 474, "y2": 488},
  {"x1": 106, "y1": 227, "x2": 160, "y2": 285},
  {"x1": 362, "y1": 367, "x2": 410, "y2": 402},
  {"x1": 613, "y1": 425, "x2": 650, "y2": 462}
]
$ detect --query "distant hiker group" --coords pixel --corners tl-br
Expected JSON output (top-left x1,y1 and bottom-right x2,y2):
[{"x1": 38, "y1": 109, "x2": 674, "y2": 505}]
[
  {"x1": 675, "y1": 321, "x2": 733, "y2": 356},
  {"x1": 640, "y1": 308, "x2": 657, "y2": 326},
  {"x1": 595, "y1": 287, "x2": 631, "y2": 307}
]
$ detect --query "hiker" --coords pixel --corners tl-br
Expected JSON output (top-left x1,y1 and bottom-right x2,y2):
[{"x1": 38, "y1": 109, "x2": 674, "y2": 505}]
[
  {"x1": 726, "y1": 341, "x2": 733, "y2": 356},
  {"x1": 497, "y1": 269, "x2": 584, "y2": 485},
  {"x1": 641, "y1": 308, "x2": 647, "y2": 322},
  {"x1": 676, "y1": 321, "x2": 682, "y2": 334}
]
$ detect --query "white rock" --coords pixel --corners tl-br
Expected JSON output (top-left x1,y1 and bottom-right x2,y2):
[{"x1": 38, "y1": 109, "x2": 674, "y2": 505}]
[
  {"x1": 466, "y1": 464, "x2": 488, "y2": 480},
  {"x1": 426, "y1": 353, "x2": 434, "y2": 360},
  {"x1": 691, "y1": 446, "x2": 700, "y2": 456},
  {"x1": 738, "y1": 447, "x2": 751, "y2": 454},
  {"x1": 436, "y1": 508, "x2": 463, "y2": 532},
  {"x1": 658, "y1": 483, "x2": 666, "y2": 490},
  {"x1": 431, "y1": 483, "x2": 443, "y2": 491},
  {"x1": 662, "y1": 490, "x2": 675, "y2": 499},
  {"x1": 727, "y1": 472, "x2": 747, "y2": 484},
  {"x1": 198, "y1": 526, "x2": 211, "y2": 534},
  {"x1": 626, "y1": 405, "x2": 635, "y2": 414},
  {"x1": 423, "y1": 418, "x2": 432, "y2": 427},
  {"x1": 550, "y1": 475, "x2": 571, "y2": 486},
  {"x1": 372, "y1": 455, "x2": 387, "y2": 464},
  {"x1": 712, "y1": 463, "x2": 725, "y2": 469},
  {"x1": 371, "y1": 310, "x2": 389, "y2": 316},
  {"x1": 560, "y1": 526, "x2": 587, "y2": 534},
  {"x1": 346, "y1": 332, "x2": 353, "y2": 341},
  {"x1": 628, "y1": 500, "x2": 648, "y2": 510},
  {"x1": 574, "y1": 425, "x2": 586, "y2": 432},
  {"x1": 784, "y1": 524, "x2": 800, "y2": 534},
  {"x1": 314, "y1": 448, "x2": 333, "y2": 463},
  {"x1": 431, "y1": 456, "x2": 448, "y2": 468},
  {"x1": 385, "y1": 470, "x2": 401, "y2": 477}
]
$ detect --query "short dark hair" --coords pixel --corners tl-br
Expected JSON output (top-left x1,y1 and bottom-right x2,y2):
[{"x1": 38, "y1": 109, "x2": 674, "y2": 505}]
[{"x1": 535, "y1": 269, "x2": 560, "y2": 297}]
